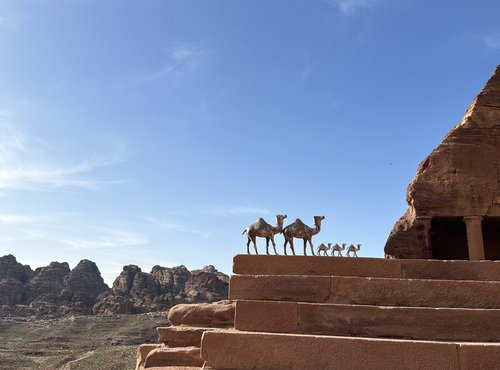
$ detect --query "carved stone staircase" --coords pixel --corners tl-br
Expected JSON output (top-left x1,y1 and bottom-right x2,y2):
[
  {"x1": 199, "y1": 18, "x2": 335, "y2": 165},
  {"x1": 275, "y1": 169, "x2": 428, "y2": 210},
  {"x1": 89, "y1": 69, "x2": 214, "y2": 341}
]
[
  {"x1": 136, "y1": 301, "x2": 235, "y2": 369},
  {"x1": 138, "y1": 255, "x2": 500, "y2": 369}
]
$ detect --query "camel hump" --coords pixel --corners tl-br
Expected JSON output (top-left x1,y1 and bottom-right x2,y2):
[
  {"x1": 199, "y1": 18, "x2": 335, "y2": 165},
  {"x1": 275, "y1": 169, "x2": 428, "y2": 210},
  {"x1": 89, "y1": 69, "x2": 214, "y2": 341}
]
[
  {"x1": 257, "y1": 218, "x2": 272, "y2": 227},
  {"x1": 293, "y1": 218, "x2": 305, "y2": 226}
]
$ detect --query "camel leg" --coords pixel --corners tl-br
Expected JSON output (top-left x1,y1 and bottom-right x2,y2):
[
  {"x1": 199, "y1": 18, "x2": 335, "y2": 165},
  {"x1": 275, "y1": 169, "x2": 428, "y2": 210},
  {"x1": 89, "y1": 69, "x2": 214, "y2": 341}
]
[
  {"x1": 246, "y1": 238, "x2": 251, "y2": 254},
  {"x1": 289, "y1": 238, "x2": 296, "y2": 256},
  {"x1": 284, "y1": 239, "x2": 288, "y2": 255},
  {"x1": 354, "y1": 251, "x2": 358, "y2": 257},
  {"x1": 308, "y1": 238, "x2": 316, "y2": 256},
  {"x1": 303, "y1": 239, "x2": 308, "y2": 256},
  {"x1": 251, "y1": 236, "x2": 259, "y2": 255},
  {"x1": 271, "y1": 237, "x2": 278, "y2": 255},
  {"x1": 265, "y1": 237, "x2": 270, "y2": 255}
]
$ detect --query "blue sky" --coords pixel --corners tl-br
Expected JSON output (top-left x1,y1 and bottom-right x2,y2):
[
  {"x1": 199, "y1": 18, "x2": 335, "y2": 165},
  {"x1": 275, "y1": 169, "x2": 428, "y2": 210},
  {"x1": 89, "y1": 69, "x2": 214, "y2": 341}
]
[{"x1": 0, "y1": 0, "x2": 499, "y2": 284}]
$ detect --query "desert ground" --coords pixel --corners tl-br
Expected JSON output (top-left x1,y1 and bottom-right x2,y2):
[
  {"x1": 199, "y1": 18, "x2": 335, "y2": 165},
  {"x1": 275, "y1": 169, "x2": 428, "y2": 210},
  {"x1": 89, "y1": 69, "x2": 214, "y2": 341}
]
[{"x1": 0, "y1": 313, "x2": 167, "y2": 370}]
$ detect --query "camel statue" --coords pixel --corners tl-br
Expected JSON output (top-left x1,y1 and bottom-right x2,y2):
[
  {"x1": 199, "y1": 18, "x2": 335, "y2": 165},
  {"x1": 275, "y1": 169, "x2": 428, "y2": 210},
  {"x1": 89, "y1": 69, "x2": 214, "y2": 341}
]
[
  {"x1": 243, "y1": 214, "x2": 287, "y2": 255},
  {"x1": 317, "y1": 243, "x2": 330, "y2": 256},
  {"x1": 283, "y1": 216, "x2": 325, "y2": 256},
  {"x1": 330, "y1": 243, "x2": 346, "y2": 257},
  {"x1": 346, "y1": 244, "x2": 361, "y2": 257}
]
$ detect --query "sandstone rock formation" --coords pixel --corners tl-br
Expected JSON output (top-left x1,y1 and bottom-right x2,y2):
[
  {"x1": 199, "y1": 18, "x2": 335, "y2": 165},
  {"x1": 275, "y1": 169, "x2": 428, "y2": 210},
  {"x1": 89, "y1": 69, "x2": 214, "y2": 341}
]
[
  {"x1": 0, "y1": 254, "x2": 229, "y2": 318},
  {"x1": 93, "y1": 264, "x2": 228, "y2": 315},
  {"x1": 0, "y1": 255, "x2": 109, "y2": 318},
  {"x1": 385, "y1": 65, "x2": 500, "y2": 260}
]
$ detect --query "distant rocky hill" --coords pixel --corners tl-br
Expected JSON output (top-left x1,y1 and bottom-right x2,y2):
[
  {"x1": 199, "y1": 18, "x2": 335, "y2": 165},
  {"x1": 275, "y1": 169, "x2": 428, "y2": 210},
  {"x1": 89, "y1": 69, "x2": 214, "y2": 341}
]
[{"x1": 0, "y1": 254, "x2": 229, "y2": 319}]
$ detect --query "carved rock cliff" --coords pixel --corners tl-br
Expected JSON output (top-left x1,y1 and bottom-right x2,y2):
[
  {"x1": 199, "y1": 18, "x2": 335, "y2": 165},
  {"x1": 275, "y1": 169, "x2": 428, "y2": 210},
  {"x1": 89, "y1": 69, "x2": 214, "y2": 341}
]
[{"x1": 385, "y1": 65, "x2": 500, "y2": 259}]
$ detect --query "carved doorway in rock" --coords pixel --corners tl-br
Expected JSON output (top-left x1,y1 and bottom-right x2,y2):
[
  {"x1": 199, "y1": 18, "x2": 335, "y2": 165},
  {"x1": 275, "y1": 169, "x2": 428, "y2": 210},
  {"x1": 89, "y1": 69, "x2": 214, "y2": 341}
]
[
  {"x1": 431, "y1": 218, "x2": 469, "y2": 260},
  {"x1": 483, "y1": 217, "x2": 500, "y2": 260}
]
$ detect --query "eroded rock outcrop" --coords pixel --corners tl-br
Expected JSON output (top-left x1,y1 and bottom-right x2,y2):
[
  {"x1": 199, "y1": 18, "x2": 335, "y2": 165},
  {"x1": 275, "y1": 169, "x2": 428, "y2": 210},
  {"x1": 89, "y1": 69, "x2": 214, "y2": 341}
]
[
  {"x1": 0, "y1": 255, "x2": 229, "y2": 318},
  {"x1": 0, "y1": 255, "x2": 109, "y2": 318},
  {"x1": 93, "y1": 265, "x2": 229, "y2": 315},
  {"x1": 385, "y1": 65, "x2": 500, "y2": 259}
]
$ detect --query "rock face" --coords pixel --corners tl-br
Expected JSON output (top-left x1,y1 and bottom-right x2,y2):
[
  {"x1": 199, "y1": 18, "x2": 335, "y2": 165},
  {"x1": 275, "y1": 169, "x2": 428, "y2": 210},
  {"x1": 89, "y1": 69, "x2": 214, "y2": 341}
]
[
  {"x1": 93, "y1": 265, "x2": 229, "y2": 315},
  {"x1": 0, "y1": 254, "x2": 229, "y2": 318},
  {"x1": 385, "y1": 65, "x2": 500, "y2": 259},
  {"x1": 0, "y1": 255, "x2": 109, "y2": 318}
]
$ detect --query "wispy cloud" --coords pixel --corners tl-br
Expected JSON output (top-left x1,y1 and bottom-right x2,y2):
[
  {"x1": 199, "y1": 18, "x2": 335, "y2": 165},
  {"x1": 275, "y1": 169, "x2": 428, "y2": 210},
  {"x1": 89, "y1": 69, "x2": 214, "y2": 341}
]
[
  {"x1": 61, "y1": 228, "x2": 148, "y2": 250},
  {"x1": 137, "y1": 44, "x2": 210, "y2": 84},
  {"x1": 0, "y1": 228, "x2": 47, "y2": 243},
  {"x1": 0, "y1": 214, "x2": 38, "y2": 224},
  {"x1": 325, "y1": 0, "x2": 382, "y2": 14},
  {"x1": 145, "y1": 217, "x2": 213, "y2": 239},
  {"x1": 209, "y1": 207, "x2": 271, "y2": 218},
  {"x1": 0, "y1": 211, "x2": 76, "y2": 224},
  {"x1": 485, "y1": 33, "x2": 500, "y2": 50},
  {"x1": 0, "y1": 117, "x2": 128, "y2": 191}
]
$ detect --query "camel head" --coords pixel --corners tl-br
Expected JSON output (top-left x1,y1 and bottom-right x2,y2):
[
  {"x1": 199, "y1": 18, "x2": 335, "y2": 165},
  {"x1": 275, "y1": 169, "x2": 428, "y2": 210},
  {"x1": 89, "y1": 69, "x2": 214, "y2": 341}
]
[
  {"x1": 341, "y1": 243, "x2": 346, "y2": 249},
  {"x1": 313, "y1": 215, "x2": 325, "y2": 227},
  {"x1": 276, "y1": 215, "x2": 286, "y2": 222},
  {"x1": 276, "y1": 214, "x2": 287, "y2": 224}
]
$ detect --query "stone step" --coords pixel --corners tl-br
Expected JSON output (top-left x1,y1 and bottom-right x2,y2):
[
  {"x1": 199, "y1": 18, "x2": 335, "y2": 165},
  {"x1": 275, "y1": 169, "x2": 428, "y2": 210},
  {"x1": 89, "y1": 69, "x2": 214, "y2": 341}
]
[
  {"x1": 167, "y1": 301, "x2": 235, "y2": 328},
  {"x1": 143, "y1": 367, "x2": 201, "y2": 370},
  {"x1": 144, "y1": 346, "x2": 205, "y2": 368},
  {"x1": 201, "y1": 330, "x2": 500, "y2": 370},
  {"x1": 230, "y1": 274, "x2": 500, "y2": 308},
  {"x1": 137, "y1": 344, "x2": 162, "y2": 369},
  {"x1": 157, "y1": 327, "x2": 217, "y2": 348},
  {"x1": 233, "y1": 254, "x2": 500, "y2": 281},
  {"x1": 234, "y1": 299, "x2": 500, "y2": 342}
]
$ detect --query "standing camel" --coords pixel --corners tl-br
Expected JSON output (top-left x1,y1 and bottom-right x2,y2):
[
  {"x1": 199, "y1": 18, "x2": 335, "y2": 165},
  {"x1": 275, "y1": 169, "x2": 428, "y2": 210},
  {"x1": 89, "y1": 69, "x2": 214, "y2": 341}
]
[
  {"x1": 317, "y1": 243, "x2": 330, "y2": 256},
  {"x1": 330, "y1": 243, "x2": 346, "y2": 257},
  {"x1": 243, "y1": 214, "x2": 287, "y2": 255},
  {"x1": 283, "y1": 216, "x2": 325, "y2": 256},
  {"x1": 346, "y1": 244, "x2": 361, "y2": 257}
]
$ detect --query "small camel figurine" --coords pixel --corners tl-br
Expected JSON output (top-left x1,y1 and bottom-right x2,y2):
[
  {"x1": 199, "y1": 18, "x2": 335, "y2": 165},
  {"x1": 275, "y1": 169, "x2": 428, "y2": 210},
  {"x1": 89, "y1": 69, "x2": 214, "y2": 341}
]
[
  {"x1": 317, "y1": 243, "x2": 330, "y2": 256},
  {"x1": 346, "y1": 244, "x2": 361, "y2": 257},
  {"x1": 283, "y1": 216, "x2": 325, "y2": 256},
  {"x1": 243, "y1": 214, "x2": 287, "y2": 255},
  {"x1": 330, "y1": 243, "x2": 346, "y2": 257}
]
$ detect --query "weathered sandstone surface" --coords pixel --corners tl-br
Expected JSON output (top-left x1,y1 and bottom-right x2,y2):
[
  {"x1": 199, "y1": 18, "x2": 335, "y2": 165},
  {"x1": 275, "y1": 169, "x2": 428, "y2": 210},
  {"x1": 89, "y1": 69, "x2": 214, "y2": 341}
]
[
  {"x1": 94, "y1": 264, "x2": 228, "y2": 315},
  {"x1": 385, "y1": 65, "x2": 500, "y2": 258},
  {"x1": 0, "y1": 254, "x2": 228, "y2": 318}
]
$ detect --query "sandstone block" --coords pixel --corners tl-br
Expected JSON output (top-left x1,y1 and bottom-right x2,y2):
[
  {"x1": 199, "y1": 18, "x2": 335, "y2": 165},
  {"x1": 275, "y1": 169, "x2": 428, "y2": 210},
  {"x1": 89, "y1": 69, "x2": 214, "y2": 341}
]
[
  {"x1": 158, "y1": 326, "x2": 215, "y2": 348},
  {"x1": 400, "y1": 259, "x2": 500, "y2": 281},
  {"x1": 201, "y1": 330, "x2": 459, "y2": 370},
  {"x1": 329, "y1": 275, "x2": 500, "y2": 308},
  {"x1": 168, "y1": 300, "x2": 235, "y2": 328},
  {"x1": 136, "y1": 344, "x2": 162, "y2": 370},
  {"x1": 458, "y1": 343, "x2": 500, "y2": 370},
  {"x1": 234, "y1": 300, "x2": 297, "y2": 333},
  {"x1": 143, "y1": 367, "x2": 201, "y2": 370},
  {"x1": 296, "y1": 302, "x2": 500, "y2": 342},
  {"x1": 233, "y1": 254, "x2": 401, "y2": 278},
  {"x1": 230, "y1": 275, "x2": 330, "y2": 302},
  {"x1": 234, "y1": 300, "x2": 500, "y2": 342},
  {"x1": 144, "y1": 346, "x2": 204, "y2": 368}
]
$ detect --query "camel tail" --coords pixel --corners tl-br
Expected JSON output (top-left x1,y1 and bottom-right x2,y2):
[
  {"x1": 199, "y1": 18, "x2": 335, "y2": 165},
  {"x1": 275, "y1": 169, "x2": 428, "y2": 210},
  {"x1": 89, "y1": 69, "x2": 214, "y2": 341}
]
[{"x1": 242, "y1": 229, "x2": 247, "y2": 235}]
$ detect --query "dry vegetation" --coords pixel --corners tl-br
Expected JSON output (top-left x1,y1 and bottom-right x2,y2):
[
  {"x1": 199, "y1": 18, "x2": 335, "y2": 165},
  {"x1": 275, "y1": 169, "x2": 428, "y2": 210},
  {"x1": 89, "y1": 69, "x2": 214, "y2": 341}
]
[{"x1": 0, "y1": 314, "x2": 168, "y2": 370}]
